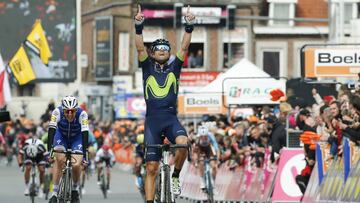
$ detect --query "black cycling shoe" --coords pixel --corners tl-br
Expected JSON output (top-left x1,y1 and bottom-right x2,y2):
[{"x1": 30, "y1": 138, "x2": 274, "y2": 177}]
[
  {"x1": 48, "y1": 195, "x2": 57, "y2": 203},
  {"x1": 71, "y1": 190, "x2": 80, "y2": 203}
]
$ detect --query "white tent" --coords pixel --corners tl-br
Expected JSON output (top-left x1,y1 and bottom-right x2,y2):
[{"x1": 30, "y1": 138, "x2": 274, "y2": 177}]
[
  {"x1": 196, "y1": 58, "x2": 271, "y2": 93},
  {"x1": 194, "y1": 58, "x2": 286, "y2": 105}
]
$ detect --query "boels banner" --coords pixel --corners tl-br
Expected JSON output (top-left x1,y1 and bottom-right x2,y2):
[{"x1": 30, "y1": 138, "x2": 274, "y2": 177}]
[
  {"x1": 304, "y1": 48, "x2": 360, "y2": 78},
  {"x1": 178, "y1": 93, "x2": 226, "y2": 115}
]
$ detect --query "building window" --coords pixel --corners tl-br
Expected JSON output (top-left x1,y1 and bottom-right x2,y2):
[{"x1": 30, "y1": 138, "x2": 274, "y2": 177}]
[
  {"x1": 184, "y1": 43, "x2": 204, "y2": 69},
  {"x1": 221, "y1": 28, "x2": 247, "y2": 70},
  {"x1": 223, "y1": 43, "x2": 245, "y2": 69},
  {"x1": 263, "y1": 51, "x2": 280, "y2": 77},
  {"x1": 182, "y1": 27, "x2": 206, "y2": 70},
  {"x1": 17, "y1": 84, "x2": 35, "y2": 96},
  {"x1": 256, "y1": 41, "x2": 287, "y2": 78},
  {"x1": 268, "y1": 0, "x2": 297, "y2": 26},
  {"x1": 344, "y1": 2, "x2": 358, "y2": 24}
]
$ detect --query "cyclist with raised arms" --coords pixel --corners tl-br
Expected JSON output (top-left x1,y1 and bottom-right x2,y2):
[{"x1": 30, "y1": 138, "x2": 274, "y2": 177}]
[
  {"x1": 134, "y1": 4, "x2": 195, "y2": 203},
  {"x1": 47, "y1": 96, "x2": 89, "y2": 203}
]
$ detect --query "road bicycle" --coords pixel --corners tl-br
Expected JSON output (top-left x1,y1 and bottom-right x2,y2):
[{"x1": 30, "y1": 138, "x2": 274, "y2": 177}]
[
  {"x1": 200, "y1": 157, "x2": 217, "y2": 203},
  {"x1": 145, "y1": 143, "x2": 191, "y2": 203},
  {"x1": 55, "y1": 149, "x2": 83, "y2": 203},
  {"x1": 98, "y1": 157, "x2": 112, "y2": 199},
  {"x1": 28, "y1": 160, "x2": 38, "y2": 203}
]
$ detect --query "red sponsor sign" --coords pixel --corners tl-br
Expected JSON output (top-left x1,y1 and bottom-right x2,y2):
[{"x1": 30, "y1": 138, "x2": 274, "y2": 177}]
[{"x1": 180, "y1": 71, "x2": 220, "y2": 87}]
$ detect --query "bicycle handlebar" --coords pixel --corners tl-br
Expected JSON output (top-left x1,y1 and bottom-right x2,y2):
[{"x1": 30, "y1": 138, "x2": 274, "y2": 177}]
[{"x1": 53, "y1": 149, "x2": 84, "y2": 155}]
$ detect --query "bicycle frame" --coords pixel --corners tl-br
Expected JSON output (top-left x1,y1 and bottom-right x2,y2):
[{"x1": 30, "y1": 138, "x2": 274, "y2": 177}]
[
  {"x1": 200, "y1": 157, "x2": 217, "y2": 203},
  {"x1": 100, "y1": 160, "x2": 109, "y2": 199},
  {"x1": 56, "y1": 149, "x2": 83, "y2": 202},
  {"x1": 145, "y1": 144, "x2": 191, "y2": 203}
]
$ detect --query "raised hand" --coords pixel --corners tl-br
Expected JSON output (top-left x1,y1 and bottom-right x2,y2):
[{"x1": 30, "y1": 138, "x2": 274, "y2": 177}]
[
  {"x1": 184, "y1": 5, "x2": 195, "y2": 25},
  {"x1": 134, "y1": 4, "x2": 144, "y2": 24}
]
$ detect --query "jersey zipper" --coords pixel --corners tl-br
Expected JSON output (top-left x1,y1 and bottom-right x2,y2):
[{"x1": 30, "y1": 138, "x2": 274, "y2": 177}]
[{"x1": 67, "y1": 121, "x2": 71, "y2": 140}]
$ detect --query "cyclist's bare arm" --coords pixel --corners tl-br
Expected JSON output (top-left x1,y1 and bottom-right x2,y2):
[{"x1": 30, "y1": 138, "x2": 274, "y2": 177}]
[
  {"x1": 134, "y1": 4, "x2": 148, "y2": 61},
  {"x1": 178, "y1": 5, "x2": 195, "y2": 59}
]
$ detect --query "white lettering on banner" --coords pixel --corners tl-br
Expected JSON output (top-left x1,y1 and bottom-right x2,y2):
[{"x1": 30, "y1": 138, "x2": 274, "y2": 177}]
[
  {"x1": 181, "y1": 7, "x2": 222, "y2": 24},
  {"x1": 315, "y1": 50, "x2": 360, "y2": 66},
  {"x1": 180, "y1": 72, "x2": 220, "y2": 87},
  {"x1": 224, "y1": 79, "x2": 286, "y2": 105},
  {"x1": 49, "y1": 60, "x2": 69, "y2": 68},
  {"x1": 280, "y1": 154, "x2": 305, "y2": 197}
]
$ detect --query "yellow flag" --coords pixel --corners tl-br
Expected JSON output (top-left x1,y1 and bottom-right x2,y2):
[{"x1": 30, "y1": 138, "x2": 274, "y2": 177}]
[
  {"x1": 26, "y1": 19, "x2": 52, "y2": 65},
  {"x1": 8, "y1": 46, "x2": 36, "y2": 85}
]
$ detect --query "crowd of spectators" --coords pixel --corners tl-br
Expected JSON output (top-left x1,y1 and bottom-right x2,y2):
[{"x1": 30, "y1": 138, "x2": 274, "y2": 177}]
[{"x1": 0, "y1": 84, "x2": 359, "y2": 197}]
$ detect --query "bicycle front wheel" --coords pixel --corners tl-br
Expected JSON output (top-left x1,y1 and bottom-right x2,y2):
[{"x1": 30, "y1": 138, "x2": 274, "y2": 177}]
[
  {"x1": 206, "y1": 170, "x2": 214, "y2": 203},
  {"x1": 29, "y1": 183, "x2": 35, "y2": 203},
  {"x1": 163, "y1": 165, "x2": 172, "y2": 203},
  {"x1": 101, "y1": 174, "x2": 107, "y2": 199}
]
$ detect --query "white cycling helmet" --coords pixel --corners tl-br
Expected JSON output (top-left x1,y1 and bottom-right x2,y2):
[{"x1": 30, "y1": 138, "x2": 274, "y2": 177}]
[
  {"x1": 197, "y1": 126, "x2": 209, "y2": 136},
  {"x1": 61, "y1": 95, "x2": 78, "y2": 110}
]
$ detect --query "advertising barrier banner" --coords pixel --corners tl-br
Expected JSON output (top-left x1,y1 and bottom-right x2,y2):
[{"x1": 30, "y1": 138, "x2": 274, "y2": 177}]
[
  {"x1": 181, "y1": 149, "x2": 277, "y2": 202},
  {"x1": 178, "y1": 93, "x2": 226, "y2": 115},
  {"x1": 223, "y1": 78, "x2": 286, "y2": 105},
  {"x1": 272, "y1": 148, "x2": 305, "y2": 202},
  {"x1": 316, "y1": 143, "x2": 331, "y2": 184}
]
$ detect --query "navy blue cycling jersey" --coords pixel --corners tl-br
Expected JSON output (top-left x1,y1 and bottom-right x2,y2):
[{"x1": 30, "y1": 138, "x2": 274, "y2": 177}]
[{"x1": 139, "y1": 54, "x2": 183, "y2": 115}]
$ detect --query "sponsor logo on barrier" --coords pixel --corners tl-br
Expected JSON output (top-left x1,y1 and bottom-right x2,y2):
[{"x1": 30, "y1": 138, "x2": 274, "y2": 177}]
[
  {"x1": 273, "y1": 148, "x2": 305, "y2": 202},
  {"x1": 304, "y1": 48, "x2": 360, "y2": 77}
]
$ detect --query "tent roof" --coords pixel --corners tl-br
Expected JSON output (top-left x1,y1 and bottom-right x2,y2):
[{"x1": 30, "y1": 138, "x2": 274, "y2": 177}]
[{"x1": 196, "y1": 58, "x2": 272, "y2": 93}]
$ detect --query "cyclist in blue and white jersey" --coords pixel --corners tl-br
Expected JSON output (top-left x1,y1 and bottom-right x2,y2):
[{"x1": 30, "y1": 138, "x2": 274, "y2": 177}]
[{"x1": 47, "y1": 96, "x2": 89, "y2": 203}]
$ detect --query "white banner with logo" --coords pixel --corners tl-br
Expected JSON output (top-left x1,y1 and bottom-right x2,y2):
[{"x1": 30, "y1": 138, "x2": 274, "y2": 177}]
[
  {"x1": 181, "y1": 7, "x2": 222, "y2": 24},
  {"x1": 223, "y1": 78, "x2": 286, "y2": 105},
  {"x1": 181, "y1": 93, "x2": 224, "y2": 115}
]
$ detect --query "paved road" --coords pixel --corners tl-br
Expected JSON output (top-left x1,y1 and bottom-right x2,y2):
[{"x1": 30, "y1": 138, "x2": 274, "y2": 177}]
[{"x1": 0, "y1": 159, "x2": 187, "y2": 203}]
